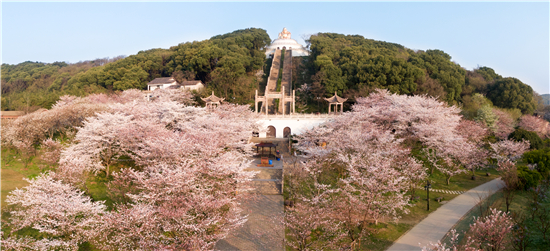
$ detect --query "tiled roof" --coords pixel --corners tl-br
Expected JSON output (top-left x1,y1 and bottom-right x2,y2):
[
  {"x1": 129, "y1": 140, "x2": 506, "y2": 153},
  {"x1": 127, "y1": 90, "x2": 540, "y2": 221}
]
[
  {"x1": 147, "y1": 77, "x2": 177, "y2": 85},
  {"x1": 324, "y1": 92, "x2": 347, "y2": 103},
  {"x1": 201, "y1": 91, "x2": 225, "y2": 103},
  {"x1": 181, "y1": 80, "x2": 203, "y2": 86}
]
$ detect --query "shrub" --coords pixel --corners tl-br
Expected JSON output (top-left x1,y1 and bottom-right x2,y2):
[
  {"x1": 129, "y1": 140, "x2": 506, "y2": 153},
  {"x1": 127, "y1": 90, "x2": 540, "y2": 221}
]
[
  {"x1": 509, "y1": 128, "x2": 543, "y2": 149},
  {"x1": 517, "y1": 165, "x2": 542, "y2": 190},
  {"x1": 522, "y1": 149, "x2": 550, "y2": 178}
]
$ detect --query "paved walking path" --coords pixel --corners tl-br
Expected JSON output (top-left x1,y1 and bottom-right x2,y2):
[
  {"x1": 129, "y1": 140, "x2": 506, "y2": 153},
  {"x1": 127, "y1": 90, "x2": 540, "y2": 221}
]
[
  {"x1": 387, "y1": 178, "x2": 505, "y2": 251},
  {"x1": 215, "y1": 157, "x2": 284, "y2": 251}
]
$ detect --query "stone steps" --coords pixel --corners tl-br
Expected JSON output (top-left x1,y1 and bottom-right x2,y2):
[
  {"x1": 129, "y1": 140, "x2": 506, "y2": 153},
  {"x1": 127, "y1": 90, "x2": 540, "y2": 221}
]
[
  {"x1": 251, "y1": 180, "x2": 282, "y2": 195},
  {"x1": 278, "y1": 50, "x2": 292, "y2": 114},
  {"x1": 247, "y1": 169, "x2": 282, "y2": 180}
]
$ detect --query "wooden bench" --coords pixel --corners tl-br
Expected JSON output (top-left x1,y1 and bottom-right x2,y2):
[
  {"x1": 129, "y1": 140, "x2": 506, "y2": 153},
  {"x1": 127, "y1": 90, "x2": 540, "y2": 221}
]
[
  {"x1": 435, "y1": 197, "x2": 444, "y2": 203},
  {"x1": 257, "y1": 157, "x2": 274, "y2": 167}
]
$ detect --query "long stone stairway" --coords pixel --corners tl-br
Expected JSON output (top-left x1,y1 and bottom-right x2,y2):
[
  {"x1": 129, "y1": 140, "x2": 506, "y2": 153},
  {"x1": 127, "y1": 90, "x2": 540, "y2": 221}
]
[
  {"x1": 262, "y1": 49, "x2": 282, "y2": 114},
  {"x1": 257, "y1": 48, "x2": 294, "y2": 115},
  {"x1": 278, "y1": 50, "x2": 292, "y2": 114}
]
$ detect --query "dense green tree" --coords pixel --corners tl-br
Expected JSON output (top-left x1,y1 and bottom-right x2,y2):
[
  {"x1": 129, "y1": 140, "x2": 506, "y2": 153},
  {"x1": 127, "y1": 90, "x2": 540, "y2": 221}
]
[
  {"x1": 409, "y1": 50, "x2": 466, "y2": 103},
  {"x1": 475, "y1": 66, "x2": 501, "y2": 83},
  {"x1": 509, "y1": 128, "x2": 543, "y2": 149},
  {"x1": 305, "y1": 33, "x2": 464, "y2": 103},
  {"x1": 523, "y1": 149, "x2": 550, "y2": 178},
  {"x1": 517, "y1": 165, "x2": 543, "y2": 190},
  {"x1": 486, "y1": 77, "x2": 537, "y2": 114}
]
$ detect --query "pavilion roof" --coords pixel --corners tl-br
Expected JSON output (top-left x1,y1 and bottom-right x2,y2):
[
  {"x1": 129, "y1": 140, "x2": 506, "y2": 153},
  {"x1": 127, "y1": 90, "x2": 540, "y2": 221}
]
[
  {"x1": 201, "y1": 91, "x2": 225, "y2": 103},
  {"x1": 255, "y1": 142, "x2": 277, "y2": 148},
  {"x1": 324, "y1": 92, "x2": 348, "y2": 103}
]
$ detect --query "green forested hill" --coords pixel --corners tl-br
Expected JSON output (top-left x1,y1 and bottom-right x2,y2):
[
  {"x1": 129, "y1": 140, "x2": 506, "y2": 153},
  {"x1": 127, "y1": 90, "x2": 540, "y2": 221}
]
[
  {"x1": 1, "y1": 29, "x2": 539, "y2": 115},
  {"x1": 1, "y1": 28, "x2": 270, "y2": 111},
  {"x1": 294, "y1": 33, "x2": 537, "y2": 114}
]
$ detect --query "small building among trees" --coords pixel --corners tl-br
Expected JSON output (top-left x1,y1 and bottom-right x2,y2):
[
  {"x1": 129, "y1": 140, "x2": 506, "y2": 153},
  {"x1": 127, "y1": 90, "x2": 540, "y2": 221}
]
[
  {"x1": 180, "y1": 80, "x2": 205, "y2": 91},
  {"x1": 147, "y1": 77, "x2": 204, "y2": 92},
  {"x1": 147, "y1": 77, "x2": 179, "y2": 91}
]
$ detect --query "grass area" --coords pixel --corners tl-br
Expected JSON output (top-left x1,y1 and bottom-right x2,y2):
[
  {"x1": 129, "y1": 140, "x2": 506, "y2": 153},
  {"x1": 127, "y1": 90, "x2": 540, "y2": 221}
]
[
  {"x1": 1, "y1": 149, "x2": 49, "y2": 207},
  {"x1": 363, "y1": 222, "x2": 413, "y2": 250},
  {"x1": 400, "y1": 168, "x2": 500, "y2": 225}
]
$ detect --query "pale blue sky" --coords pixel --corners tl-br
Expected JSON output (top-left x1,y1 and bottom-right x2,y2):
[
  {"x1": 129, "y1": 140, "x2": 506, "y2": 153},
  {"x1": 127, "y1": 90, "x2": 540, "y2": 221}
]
[{"x1": 2, "y1": 2, "x2": 549, "y2": 94}]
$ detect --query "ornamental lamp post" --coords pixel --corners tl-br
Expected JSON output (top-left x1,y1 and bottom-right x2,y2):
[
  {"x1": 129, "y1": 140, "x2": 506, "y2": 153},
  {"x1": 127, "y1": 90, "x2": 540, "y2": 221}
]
[{"x1": 424, "y1": 180, "x2": 432, "y2": 211}]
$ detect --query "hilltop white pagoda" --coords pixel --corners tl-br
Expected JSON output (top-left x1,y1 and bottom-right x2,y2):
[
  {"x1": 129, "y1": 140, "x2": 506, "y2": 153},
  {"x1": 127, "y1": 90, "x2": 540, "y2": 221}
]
[{"x1": 265, "y1": 28, "x2": 309, "y2": 58}]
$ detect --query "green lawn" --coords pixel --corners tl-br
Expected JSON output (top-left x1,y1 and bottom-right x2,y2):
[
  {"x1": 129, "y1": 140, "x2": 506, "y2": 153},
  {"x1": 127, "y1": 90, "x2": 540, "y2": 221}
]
[{"x1": 1, "y1": 149, "x2": 49, "y2": 208}]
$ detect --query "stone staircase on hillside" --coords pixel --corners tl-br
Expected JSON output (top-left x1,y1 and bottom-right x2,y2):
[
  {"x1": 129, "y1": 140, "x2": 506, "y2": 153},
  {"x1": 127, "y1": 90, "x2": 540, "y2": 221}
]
[
  {"x1": 278, "y1": 50, "x2": 292, "y2": 114},
  {"x1": 262, "y1": 49, "x2": 282, "y2": 114}
]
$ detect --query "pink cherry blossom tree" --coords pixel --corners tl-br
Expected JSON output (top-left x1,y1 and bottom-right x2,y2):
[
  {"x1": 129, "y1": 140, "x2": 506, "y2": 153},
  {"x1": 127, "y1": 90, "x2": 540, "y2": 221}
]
[
  {"x1": 422, "y1": 228, "x2": 483, "y2": 251},
  {"x1": 456, "y1": 120, "x2": 490, "y2": 178},
  {"x1": 54, "y1": 91, "x2": 258, "y2": 249},
  {"x1": 3, "y1": 174, "x2": 106, "y2": 250},
  {"x1": 296, "y1": 99, "x2": 426, "y2": 248},
  {"x1": 518, "y1": 114, "x2": 550, "y2": 139},
  {"x1": 496, "y1": 159, "x2": 520, "y2": 212},
  {"x1": 3, "y1": 89, "x2": 261, "y2": 249},
  {"x1": 284, "y1": 193, "x2": 344, "y2": 251},
  {"x1": 422, "y1": 229, "x2": 462, "y2": 251},
  {"x1": 464, "y1": 208, "x2": 514, "y2": 251},
  {"x1": 423, "y1": 209, "x2": 513, "y2": 251},
  {"x1": 493, "y1": 109, "x2": 516, "y2": 140},
  {"x1": 349, "y1": 89, "x2": 473, "y2": 184},
  {"x1": 58, "y1": 112, "x2": 135, "y2": 180},
  {"x1": 489, "y1": 139, "x2": 530, "y2": 163},
  {"x1": 40, "y1": 138, "x2": 62, "y2": 167}
]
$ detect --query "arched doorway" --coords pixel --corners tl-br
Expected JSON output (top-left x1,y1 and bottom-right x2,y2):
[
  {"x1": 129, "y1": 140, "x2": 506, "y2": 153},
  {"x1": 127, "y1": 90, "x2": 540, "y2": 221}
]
[
  {"x1": 267, "y1": 126, "x2": 276, "y2": 138},
  {"x1": 283, "y1": 127, "x2": 291, "y2": 138}
]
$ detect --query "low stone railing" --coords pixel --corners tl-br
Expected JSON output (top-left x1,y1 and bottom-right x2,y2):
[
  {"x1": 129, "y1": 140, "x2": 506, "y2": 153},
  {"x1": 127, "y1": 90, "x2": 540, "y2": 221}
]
[{"x1": 258, "y1": 113, "x2": 341, "y2": 119}]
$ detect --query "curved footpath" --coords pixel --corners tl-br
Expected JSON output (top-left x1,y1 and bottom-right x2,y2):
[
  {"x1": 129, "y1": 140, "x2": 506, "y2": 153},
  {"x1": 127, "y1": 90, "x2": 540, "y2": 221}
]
[{"x1": 387, "y1": 178, "x2": 505, "y2": 251}]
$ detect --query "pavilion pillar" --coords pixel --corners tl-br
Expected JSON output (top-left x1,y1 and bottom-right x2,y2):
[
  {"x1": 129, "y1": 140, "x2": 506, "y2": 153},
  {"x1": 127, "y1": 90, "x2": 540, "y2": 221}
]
[
  {"x1": 292, "y1": 90, "x2": 296, "y2": 114},
  {"x1": 255, "y1": 90, "x2": 258, "y2": 113},
  {"x1": 282, "y1": 86, "x2": 285, "y2": 117}
]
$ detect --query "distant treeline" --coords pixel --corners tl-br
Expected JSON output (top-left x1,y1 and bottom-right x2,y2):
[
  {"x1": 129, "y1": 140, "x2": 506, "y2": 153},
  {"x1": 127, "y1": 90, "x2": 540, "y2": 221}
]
[
  {"x1": 1, "y1": 29, "x2": 542, "y2": 116},
  {"x1": 1, "y1": 28, "x2": 271, "y2": 111}
]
